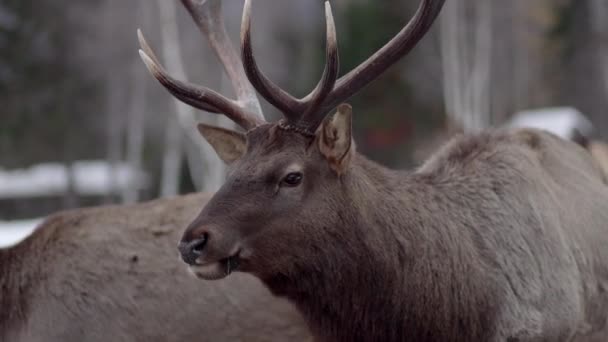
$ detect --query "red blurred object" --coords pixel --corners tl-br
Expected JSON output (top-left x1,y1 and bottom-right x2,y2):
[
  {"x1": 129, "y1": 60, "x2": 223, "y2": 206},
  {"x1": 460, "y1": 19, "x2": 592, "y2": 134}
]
[{"x1": 365, "y1": 120, "x2": 412, "y2": 148}]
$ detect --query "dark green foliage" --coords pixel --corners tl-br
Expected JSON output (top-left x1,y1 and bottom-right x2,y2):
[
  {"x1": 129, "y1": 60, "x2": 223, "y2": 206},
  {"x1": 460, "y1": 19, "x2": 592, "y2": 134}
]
[
  {"x1": 547, "y1": 0, "x2": 583, "y2": 61},
  {"x1": 301, "y1": 1, "x2": 442, "y2": 167},
  {"x1": 0, "y1": 0, "x2": 100, "y2": 167}
]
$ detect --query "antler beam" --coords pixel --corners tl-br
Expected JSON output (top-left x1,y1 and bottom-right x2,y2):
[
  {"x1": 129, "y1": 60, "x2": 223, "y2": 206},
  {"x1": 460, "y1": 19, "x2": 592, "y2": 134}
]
[
  {"x1": 139, "y1": 0, "x2": 445, "y2": 134},
  {"x1": 138, "y1": 0, "x2": 266, "y2": 130},
  {"x1": 239, "y1": 0, "x2": 444, "y2": 131},
  {"x1": 240, "y1": 0, "x2": 339, "y2": 125}
]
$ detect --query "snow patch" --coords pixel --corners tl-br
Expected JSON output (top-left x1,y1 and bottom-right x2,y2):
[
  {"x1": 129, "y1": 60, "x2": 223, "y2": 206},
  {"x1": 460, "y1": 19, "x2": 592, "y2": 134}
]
[
  {"x1": 0, "y1": 218, "x2": 43, "y2": 248},
  {"x1": 508, "y1": 107, "x2": 593, "y2": 139},
  {"x1": 0, "y1": 160, "x2": 148, "y2": 199}
]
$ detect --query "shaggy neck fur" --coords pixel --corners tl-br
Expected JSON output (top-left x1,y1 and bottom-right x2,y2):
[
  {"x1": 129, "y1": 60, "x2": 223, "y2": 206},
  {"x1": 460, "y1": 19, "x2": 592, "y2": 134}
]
[{"x1": 263, "y1": 154, "x2": 500, "y2": 342}]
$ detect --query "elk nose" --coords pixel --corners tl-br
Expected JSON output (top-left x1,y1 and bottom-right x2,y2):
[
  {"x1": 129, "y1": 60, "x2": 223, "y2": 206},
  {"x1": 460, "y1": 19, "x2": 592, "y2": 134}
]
[{"x1": 178, "y1": 234, "x2": 208, "y2": 266}]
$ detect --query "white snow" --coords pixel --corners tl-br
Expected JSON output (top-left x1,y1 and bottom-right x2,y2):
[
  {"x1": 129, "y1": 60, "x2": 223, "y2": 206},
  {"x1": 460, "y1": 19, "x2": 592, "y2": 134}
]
[
  {"x1": 508, "y1": 107, "x2": 593, "y2": 139},
  {"x1": 0, "y1": 218, "x2": 43, "y2": 248},
  {"x1": 0, "y1": 160, "x2": 149, "y2": 248},
  {"x1": 0, "y1": 160, "x2": 149, "y2": 199}
]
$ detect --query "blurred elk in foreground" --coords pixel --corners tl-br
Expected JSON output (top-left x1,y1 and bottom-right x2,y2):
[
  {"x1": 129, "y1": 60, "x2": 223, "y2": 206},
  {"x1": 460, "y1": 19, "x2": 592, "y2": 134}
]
[
  {"x1": 140, "y1": 0, "x2": 608, "y2": 341},
  {"x1": 0, "y1": 193, "x2": 309, "y2": 342},
  {"x1": 0, "y1": 1, "x2": 312, "y2": 341}
]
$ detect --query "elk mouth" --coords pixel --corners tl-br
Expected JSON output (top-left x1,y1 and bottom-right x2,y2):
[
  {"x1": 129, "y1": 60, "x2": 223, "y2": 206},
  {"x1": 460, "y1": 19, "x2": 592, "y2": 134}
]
[{"x1": 189, "y1": 253, "x2": 240, "y2": 280}]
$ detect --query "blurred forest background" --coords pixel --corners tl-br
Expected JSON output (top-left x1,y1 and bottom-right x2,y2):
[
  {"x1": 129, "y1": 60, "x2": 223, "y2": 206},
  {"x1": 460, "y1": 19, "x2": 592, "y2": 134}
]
[{"x1": 1, "y1": 0, "x2": 608, "y2": 221}]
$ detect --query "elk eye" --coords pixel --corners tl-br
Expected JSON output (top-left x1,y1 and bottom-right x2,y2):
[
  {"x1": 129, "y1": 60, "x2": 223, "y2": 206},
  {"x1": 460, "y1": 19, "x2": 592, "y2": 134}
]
[{"x1": 282, "y1": 172, "x2": 303, "y2": 187}]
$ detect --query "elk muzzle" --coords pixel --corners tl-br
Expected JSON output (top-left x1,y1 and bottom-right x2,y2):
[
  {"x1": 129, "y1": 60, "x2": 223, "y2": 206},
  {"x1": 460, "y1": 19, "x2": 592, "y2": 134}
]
[
  {"x1": 178, "y1": 235, "x2": 208, "y2": 266},
  {"x1": 178, "y1": 222, "x2": 242, "y2": 280}
]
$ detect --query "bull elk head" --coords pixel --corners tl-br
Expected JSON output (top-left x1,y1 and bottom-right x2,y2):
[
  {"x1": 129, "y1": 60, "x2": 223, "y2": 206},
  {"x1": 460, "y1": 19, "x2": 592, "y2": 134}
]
[{"x1": 138, "y1": 0, "x2": 444, "y2": 280}]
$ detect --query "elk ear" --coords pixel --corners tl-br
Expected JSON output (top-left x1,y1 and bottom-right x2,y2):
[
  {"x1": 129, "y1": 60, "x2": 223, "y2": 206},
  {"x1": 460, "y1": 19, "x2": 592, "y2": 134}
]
[
  {"x1": 318, "y1": 104, "x2": 355, "y2": 174},
  {"x1": 197, "y1": 124, "x2": 246, "y2": 164}
]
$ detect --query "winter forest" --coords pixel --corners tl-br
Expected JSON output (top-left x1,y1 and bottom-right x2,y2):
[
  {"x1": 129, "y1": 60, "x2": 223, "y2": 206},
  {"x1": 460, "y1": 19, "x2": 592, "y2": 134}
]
[{"x1": 2, "y1": 0, "x2": 608, "y2": 236}]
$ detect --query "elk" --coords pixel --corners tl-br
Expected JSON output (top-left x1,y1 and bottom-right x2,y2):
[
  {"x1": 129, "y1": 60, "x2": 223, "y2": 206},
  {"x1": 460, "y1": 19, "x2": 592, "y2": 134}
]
[
  {"x1": 139, "y1": 0, "x2": 608, "y2": 341},
  {"x1": 0, "y1": 193, "x2": 311, "y2": 342}
]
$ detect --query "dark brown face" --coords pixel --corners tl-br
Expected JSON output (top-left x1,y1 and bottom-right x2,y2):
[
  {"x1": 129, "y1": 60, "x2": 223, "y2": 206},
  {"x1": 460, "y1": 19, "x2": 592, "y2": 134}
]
[{"x1": 178, "y1": 106, "x2": 354, "y2": 280}]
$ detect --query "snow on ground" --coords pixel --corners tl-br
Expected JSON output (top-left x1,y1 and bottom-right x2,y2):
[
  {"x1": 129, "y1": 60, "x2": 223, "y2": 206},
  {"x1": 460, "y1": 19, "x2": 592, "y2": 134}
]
[
  {"x1": 0, "y1": 160, "x2": 149, "y2": 199},
  {"x1": 508, "y1": 107, "x2": 593, "y2": 139},
  {"x1": 0, "y1": 160, "x2": 148, "y2": 248},
  {"x1": 0, "y1": 218, "x2": 44, "y2": 248}
]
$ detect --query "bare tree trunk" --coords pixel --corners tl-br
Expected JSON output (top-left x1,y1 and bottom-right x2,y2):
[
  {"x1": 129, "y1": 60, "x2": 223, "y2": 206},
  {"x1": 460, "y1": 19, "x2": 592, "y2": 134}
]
[
  {"x1": 511, "y1": 0, "x2": 529, "y2": 114},
  {"x1": 590, "y1": 0, "x2": 608, "y2": 134},
  {"x1": 63, "y1": 162, "x2": 78, "y2": 209},
  {"x1": 440, "y1": 0, "x2": 493, "y2": 133},
  {"x1": 105, "y1": 67, "x2": 126, "y2": 203},
  {"x1": 122, "y1": 61, "x2": 147, "y2": 203},
  {"x1": 442, "y1": 0, "x2": 457, "y2": 125},
  {"x1": 440, "y1": 0, "x2": 459, "y2": 127},
  {"x1": 470, "y1": 0, "x2": 492, "y2": 130},
  {"x1": 156, "y1": 0, "x2": 187, "y2": 197},
  {"x1": 155, "y1": 0, "x2": 227, "y2": 196},
  {"x1": 122, "y1": 3, "x2": 151, "y2": 204},
  {"x1": 104, "y1": 0, "x2": 126, "y2": 204},
  {"x1": 160, "y1": 115, "x2": 183, "y2": 196}
]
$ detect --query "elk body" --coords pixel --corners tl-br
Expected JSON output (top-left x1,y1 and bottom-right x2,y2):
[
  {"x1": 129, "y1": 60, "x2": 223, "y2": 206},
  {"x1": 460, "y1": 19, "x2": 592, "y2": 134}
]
[
  {"x1": 139, "y1": 0, "x2": 608, "y2": 341},
  {"x1": 0, "y1": 193, "x2": 310, "y2": 342},
  {"x1": 414, "y1": 116, "x2": 608, "y2": 181}
]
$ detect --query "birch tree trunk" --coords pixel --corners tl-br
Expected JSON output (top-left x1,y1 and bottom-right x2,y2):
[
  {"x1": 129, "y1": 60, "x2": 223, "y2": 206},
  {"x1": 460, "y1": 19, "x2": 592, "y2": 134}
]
[
  {"x1": 590, "y1": 0, "x2": 608, "y2": 133},
  {"x1": 440, "y1": 0, "x2": 493, "y2": 133},
  {"x1": 155, "y1": 0, "x2": 226, "y2": 196},
  {"x1": 120, "y1": 2, "x2": 150, "y2": 204},
  {"x1": 104, "y1": 0, "x2": 126, "y2": 204},
  {"x1": 470, "y1": 0, "x2": 492, "y2": 130},
  {"x1": 122, "y1": 60, "x2": 147, "y2": 203},
  {"x1": 156, "y1": 0, "x2": 184, "y2": 197}
]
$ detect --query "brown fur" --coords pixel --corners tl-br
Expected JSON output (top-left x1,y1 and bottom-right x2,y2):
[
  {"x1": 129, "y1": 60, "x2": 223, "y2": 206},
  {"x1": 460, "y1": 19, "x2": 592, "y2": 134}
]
[
  {"x1": 181, "y1": 123, "x2": 608, "y2": 342},
  {"x1": 0, "y1": 193, "x2": 310, "y2": 342},
  {"x1": 414, "y1": 123, "x2": 608, "y2": 184}
]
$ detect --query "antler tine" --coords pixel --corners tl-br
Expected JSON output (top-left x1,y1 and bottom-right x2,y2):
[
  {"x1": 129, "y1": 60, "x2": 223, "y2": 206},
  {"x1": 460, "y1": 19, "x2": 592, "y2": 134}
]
[
  {"x1": 137, "y1": 30, "x2": 263, "y2": 130},
  {"x1": 298, "y1": 1, "x2": 339, "y2": 129},
  {"x1": 318, "y1": 0, "x2": 446, "y2": 118},
  {"x1": 241, "y1": 0, "x2": 304, "y2": 121},
  {"x1": 137, "y1": 29, "x2": 164, "y2": 70},
  {"x1": 138, "y1": 30, "x2": 221, "y2": 114},
  {"x1": 180, "y1": 0, "x2": 265, "y2": 121}
]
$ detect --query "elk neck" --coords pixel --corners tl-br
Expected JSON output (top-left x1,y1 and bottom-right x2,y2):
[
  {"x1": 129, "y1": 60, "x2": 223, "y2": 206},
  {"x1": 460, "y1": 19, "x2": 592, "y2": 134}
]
[{"x1": 263, "y1": 153, "x2": 498, "y2": 342}]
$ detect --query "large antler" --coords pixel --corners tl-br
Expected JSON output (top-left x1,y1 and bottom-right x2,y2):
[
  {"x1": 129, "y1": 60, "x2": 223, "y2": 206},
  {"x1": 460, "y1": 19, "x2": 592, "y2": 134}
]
[
  {"x1": 139, "y1": 0, "x2": 444, "y2": 133},
  {"x1": 138, "y1": 0, "x2": 266, "y2": 131},
  {"x1": 242, "y1": 0, "x2": 445, "y2": 131},
  {"x1": 241, "y1": 0, "x2": 339, "y2": 127}
]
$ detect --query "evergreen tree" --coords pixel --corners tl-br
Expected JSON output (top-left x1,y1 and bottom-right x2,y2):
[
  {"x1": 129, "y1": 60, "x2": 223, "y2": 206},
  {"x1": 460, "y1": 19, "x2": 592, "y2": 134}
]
[{"x1": 0, "y1": 0, "x2": 99, "y2": 167}]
